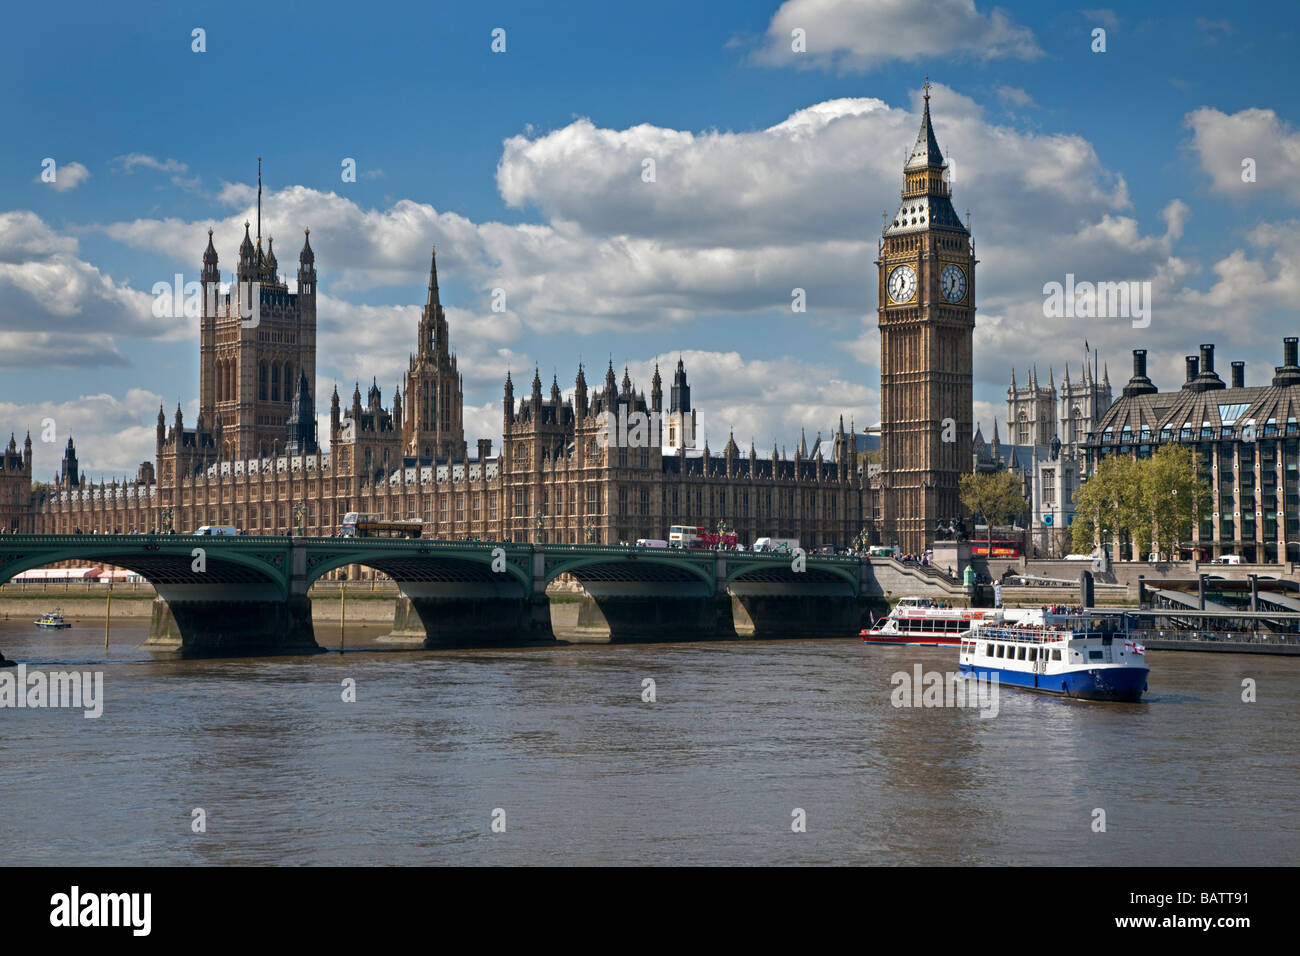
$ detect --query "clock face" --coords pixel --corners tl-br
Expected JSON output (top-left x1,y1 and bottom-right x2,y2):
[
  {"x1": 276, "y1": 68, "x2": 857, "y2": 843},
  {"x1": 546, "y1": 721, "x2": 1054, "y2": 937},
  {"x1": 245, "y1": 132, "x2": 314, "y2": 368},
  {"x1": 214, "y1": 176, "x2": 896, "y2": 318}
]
[
  {"x1": 941, "y1": 264, "x2": 967, "y2": 303},
  {"x1": 888, "y1": 264, "x2": 917, "y2": 304}
]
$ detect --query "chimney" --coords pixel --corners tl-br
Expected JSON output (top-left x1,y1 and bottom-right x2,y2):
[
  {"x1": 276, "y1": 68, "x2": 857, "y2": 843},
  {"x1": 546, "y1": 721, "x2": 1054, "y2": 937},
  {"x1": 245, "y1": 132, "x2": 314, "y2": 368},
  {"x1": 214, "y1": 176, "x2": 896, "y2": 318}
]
[
  {"x1": 1200, "y1": 343, "x2": 1215, "y2": 376},
  {"x1": 1123, "y1": 348, "x2": 1159, "y2": 398},
  {"x1": 1231, "y1": 361, "x2": 1245, "y2": 389},
  {"x1": 1272, "y1": 337, "x2": 1300, "y2": 387},
  {"x1": 1185, "y1": 355, "x2": 1199, "y2": 384},
  {"x1": 477, "y1": 439, "x2": 493, "y2": 461}
]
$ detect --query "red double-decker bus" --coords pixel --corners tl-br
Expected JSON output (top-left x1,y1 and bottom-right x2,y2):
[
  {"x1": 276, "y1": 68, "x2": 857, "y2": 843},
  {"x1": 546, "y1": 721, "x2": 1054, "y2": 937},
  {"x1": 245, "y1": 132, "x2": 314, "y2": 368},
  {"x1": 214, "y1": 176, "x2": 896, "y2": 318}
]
[
  {"x1": 970, "y1": 539, "x2": 1022, "y2": 558},
  {"x1": 668, "y1": 525, "x2": 738, "y2": 549}
]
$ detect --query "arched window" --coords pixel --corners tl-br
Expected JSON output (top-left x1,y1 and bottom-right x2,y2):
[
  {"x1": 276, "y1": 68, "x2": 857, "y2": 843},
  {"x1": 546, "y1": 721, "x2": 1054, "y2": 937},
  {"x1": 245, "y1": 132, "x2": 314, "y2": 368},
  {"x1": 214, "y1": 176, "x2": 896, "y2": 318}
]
[
  {"x1": 1017, "y1": 410, "x2": 1029, "y2": 445},
  {"x1": 259, "y1": 364, "x2": 268, "y2": 401},
  {"x1": 271, "y1": 364, "x2": 280, "y2": 402},
  {"x1": 284, "y1": 363, "x2": 293, "y2": 399}
]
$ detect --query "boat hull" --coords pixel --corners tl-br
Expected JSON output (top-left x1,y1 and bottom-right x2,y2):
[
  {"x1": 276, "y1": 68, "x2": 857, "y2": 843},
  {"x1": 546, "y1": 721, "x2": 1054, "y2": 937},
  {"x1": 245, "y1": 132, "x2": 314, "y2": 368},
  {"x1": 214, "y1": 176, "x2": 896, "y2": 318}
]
[
  {"x1": 862, "y1": 633, "x2": 962, "y2": 647},
  {"x1": 960, "y1": 662, "x2": 1148, "y2": 702}
]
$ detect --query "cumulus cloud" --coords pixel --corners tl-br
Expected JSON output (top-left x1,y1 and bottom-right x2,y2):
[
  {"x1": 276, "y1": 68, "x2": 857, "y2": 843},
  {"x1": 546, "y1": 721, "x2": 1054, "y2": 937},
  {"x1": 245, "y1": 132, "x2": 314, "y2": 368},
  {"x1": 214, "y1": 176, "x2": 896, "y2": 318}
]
[
  {"x1": 752, "y1": 0, "x2": 1042, "y2": 72},
  {"x1": 38, "y1": 160, "x2": 90, "y2": 192},
  {"x1": 0, "y1": 388, "x2": 163, "y2": 478},
  {"x1": 1186, "y1": 106, "x2": 1300, "y2": 202},
  {"x1": 0, "y1": 212, "x2": 172, "y2": 369}
]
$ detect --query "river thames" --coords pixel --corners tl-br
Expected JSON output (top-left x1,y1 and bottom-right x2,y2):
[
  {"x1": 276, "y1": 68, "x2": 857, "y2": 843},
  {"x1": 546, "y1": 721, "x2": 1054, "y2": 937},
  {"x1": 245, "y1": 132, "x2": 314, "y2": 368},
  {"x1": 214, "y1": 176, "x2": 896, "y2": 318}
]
[{"x1": 1, "y1": 620, "x2": 1296, "y2": 866}]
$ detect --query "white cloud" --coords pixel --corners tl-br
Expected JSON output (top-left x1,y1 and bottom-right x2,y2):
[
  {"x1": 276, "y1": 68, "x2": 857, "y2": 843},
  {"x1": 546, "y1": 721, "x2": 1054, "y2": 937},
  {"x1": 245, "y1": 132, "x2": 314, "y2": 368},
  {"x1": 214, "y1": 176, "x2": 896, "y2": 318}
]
[
  {"x1": 1186, "y1": 106, "x2": 1300, "y2": 202},
  {"x1": 0, "y1": 388, "x2": 162, "y2": 479},
  {"x1": 38, "y1": 161, "x2": 90, "y2": 192},
  {"x1": 752, "y1": 0, "x2": 1042, "y2": 72},
  {"x1": 995, "y1": 85, "x2": 1036, "y2": 108},
  {"x1": 112, "y1": 153, "x2": 201, "y2": 190},
  {"x1": 0, "y1": 212, "x2": 171, "y2": 368}
]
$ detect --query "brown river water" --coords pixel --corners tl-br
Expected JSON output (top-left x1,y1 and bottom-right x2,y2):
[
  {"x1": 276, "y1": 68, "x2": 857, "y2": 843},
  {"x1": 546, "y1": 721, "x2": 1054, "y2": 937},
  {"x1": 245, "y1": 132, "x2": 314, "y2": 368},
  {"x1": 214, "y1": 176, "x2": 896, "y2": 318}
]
[{"x1": 1, "y1": 619, "x2": 1296, "y2": 865}]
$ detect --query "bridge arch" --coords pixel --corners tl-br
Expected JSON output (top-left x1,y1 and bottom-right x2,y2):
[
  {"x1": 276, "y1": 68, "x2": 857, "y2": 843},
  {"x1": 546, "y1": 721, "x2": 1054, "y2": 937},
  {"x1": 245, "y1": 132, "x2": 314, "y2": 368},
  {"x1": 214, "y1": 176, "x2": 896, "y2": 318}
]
[
  {"x1": 725, "y1": 557, "x2": 860, "y2": 595},
  {"x1": 0, "y1": 534, "x2": 291, "y2": 595},
  {"x1": 301, "y1": 541, "x2": 532, "y2": 593},
  {"x1": 544, "y1": 550, "x2": 717, "y2": 594}
]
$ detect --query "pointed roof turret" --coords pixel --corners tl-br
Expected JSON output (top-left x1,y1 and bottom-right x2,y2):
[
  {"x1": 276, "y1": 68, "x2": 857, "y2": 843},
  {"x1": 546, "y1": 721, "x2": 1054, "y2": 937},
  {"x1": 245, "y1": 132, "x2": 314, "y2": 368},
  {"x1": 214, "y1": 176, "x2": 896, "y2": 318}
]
[
  {"x1": 426, "y1": 245, "x2": 441, "y2": 308},
  {"x1": 203, "y1": 227, "x2": 218, "y2": 267},
  {"x1": 299, "y1": 227, "x2": 314, "y2": 265},
  {"x1": 905, "y1": 78, "x2": 945, "y2": 172}
]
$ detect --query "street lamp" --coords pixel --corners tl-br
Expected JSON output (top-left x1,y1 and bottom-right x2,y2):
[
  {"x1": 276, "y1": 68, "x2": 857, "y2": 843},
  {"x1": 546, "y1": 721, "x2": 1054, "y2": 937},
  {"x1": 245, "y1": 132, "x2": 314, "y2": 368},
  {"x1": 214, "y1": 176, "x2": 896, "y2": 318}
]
[
  {"x1": 534, "y1": 512, "x2": 545, "y2": 544},
  {"x1": 161, "y1": 507, "x2": 173, "y2": 534},
  {"x1": 294, "y1": 501, "x2": 305, "y2": 536},
  {"x1": 584, "y1": 522, "x2": 595, "y2": 544},
  {"x1": 716, "y1": 518, "x2": 732, "y2": 550}
]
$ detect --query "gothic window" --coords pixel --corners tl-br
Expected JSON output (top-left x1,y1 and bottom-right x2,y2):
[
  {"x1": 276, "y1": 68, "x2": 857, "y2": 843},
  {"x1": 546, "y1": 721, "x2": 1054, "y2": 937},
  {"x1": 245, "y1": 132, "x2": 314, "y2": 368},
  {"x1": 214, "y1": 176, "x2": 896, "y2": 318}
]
[
  {"x1": 271, "y1": 364, "x2": 280, "y2": 402},
  {"x1": 1018, "y1": 411, "x2": 1029, "y2": 445},
  {"x1": 364, "y1": 449, "x2": 372, "y2": 471},
  {"x1": 618, "y1": 488, "x2": 628, "y2": 515},
  {"x1": 586, "y1": 486, "x2": 599, "y2": 514},
  {"x1": 259, "y1": 364, "x2": 268, "y2": 401},
  {"x1": 423, "y1": 446, "x2": 430, "y2": 458},
  {"x1": 640, "y1": 488, "x2": 649, "y2": 516}
]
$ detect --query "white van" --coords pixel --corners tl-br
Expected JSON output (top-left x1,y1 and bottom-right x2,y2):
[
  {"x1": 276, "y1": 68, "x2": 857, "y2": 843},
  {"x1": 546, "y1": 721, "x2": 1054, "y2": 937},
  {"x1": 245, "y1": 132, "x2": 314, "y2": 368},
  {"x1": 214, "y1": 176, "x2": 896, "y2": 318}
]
[
  {"x1": 753, "y1": 537, "x2": 799, "y2": 553},
  {"x1": 1217, "y1": 554, "x2": 1241, "y2": 565},
  {"x1": 635, "y1": 539, "x2": 668, "y2": 548},
  {"x1": 194, "y1": 525, "x2": 238, "y2": 536}
]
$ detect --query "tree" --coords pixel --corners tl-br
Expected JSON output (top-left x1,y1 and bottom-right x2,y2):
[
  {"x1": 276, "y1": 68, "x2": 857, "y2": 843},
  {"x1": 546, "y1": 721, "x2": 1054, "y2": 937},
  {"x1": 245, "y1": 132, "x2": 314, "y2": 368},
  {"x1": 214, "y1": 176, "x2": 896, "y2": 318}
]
[
  {"x1": 1071, "y1": 454, "x2": 1142, "y2": 557},
  {"x1": 1140, "y1": 445, "x2": 1210, "y2": 558},
  {"x1": 1072, "y1": 449, "x2": 1210, "y2": 559},
  {"x1": 959, "y1": 471, "x2": 1027, "y2": 555}
]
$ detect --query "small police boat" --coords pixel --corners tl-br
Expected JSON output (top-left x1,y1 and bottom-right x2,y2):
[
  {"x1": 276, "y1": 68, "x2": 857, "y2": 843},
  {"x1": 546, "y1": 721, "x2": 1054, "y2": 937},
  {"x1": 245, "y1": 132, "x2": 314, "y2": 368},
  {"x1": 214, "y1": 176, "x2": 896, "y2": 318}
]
[
  {"x1": 34, "y1": 608, "x2": 72, "y2": 629},
  {"x1": 959, "y1": 611, "x2": 1148, "y2": 702}
]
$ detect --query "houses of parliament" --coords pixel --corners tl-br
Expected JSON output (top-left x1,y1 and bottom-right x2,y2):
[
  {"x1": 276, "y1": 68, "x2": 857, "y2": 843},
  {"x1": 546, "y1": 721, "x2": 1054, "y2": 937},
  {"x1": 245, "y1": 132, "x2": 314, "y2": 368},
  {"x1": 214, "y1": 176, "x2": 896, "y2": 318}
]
[{"x1": 1, "y1": 94, "x2": 974, "y2": 554}]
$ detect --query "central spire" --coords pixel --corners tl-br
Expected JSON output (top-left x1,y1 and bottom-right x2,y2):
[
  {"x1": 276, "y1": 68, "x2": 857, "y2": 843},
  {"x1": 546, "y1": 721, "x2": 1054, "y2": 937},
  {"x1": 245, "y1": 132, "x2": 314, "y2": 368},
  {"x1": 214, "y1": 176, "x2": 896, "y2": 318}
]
[{"x1": 905, "y1": 77, "x2": 945, "y2": 172}]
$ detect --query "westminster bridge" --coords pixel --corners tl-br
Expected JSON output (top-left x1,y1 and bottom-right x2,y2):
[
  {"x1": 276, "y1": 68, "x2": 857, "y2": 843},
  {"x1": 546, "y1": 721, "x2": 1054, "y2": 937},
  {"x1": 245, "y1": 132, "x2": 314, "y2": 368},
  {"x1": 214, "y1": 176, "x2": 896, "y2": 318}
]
[{"x1": 0, "y1": 535, "x2": 937, "y2": 656}]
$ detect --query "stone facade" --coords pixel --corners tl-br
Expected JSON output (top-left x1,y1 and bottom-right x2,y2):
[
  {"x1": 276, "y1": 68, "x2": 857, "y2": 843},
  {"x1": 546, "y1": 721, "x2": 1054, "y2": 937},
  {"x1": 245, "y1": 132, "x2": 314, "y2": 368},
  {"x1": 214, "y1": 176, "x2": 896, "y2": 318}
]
[
  {"x1": 0, "y1": 433, "x2": 33, "y2": 534},
  {"x1": 877, "y1": 85, "x2": 975, "y2": 553},
  {"x1": 24, "y1": 227, "x2": 872, "y2": 557},
  {"x1": 1086, "y1": 340, "x2": 1300, "y2": 564}
]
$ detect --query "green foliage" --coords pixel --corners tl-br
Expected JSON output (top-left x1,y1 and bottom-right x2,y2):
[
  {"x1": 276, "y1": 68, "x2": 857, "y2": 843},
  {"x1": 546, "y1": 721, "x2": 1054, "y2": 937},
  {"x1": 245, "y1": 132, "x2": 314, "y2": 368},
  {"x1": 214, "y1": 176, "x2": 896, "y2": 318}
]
[
  {"x1": 959, "y1": 471, "x2": 1026, "y2": 532},
  {"x1": 1072, "y1": 447, "x2": 1210, "y2": 557}
]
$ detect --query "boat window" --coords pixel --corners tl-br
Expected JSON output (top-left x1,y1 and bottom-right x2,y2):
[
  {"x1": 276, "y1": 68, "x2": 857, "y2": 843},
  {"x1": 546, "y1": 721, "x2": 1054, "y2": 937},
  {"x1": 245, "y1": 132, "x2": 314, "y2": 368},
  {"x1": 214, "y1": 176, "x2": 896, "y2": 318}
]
[
  {"x1": 1088, "y1": 650, "x2": 1104, "y2": 661},
  {"x1": 1017, "y1": 646, "x2": 1027, "y2": 660},
  {"x1": 1051, "y1": 649, "x2": 1062, "y2": 661}
]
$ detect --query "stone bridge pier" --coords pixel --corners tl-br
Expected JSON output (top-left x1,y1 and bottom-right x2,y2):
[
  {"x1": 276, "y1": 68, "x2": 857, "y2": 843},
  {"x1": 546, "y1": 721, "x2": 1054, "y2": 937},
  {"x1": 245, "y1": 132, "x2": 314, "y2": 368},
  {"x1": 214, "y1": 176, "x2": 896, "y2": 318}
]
[
  {"x1": 363, "y1": 544, "x2": 553, "y2": 648},
  {"x1": 553, "y1": 550, "x2": 735, "y2": 642},
  {"x1": 144, "y1": 541, "x2": 322, "y2": 657},
  {"x1": 728, "y1": 559, "x2": 883, "y2": 638}
]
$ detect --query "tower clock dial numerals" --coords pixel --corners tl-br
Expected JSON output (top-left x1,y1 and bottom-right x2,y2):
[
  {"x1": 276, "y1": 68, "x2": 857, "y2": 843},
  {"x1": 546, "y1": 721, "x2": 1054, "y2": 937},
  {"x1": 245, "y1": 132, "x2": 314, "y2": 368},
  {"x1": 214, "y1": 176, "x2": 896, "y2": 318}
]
[
  {"x1": 888, "y1": 265, "x2": 917, "y2": 304},
  {"x1": 941, "y1": 264, "x2": 967, "y2": 303}
]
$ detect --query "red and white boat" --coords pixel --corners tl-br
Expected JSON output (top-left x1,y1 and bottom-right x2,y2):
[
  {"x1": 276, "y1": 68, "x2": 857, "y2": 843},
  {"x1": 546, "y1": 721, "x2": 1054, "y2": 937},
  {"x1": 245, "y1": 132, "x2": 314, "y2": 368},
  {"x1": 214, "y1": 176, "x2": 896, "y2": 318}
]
[{"x1": 862, "y1": 597, "x2": 1041, "y2": 647}]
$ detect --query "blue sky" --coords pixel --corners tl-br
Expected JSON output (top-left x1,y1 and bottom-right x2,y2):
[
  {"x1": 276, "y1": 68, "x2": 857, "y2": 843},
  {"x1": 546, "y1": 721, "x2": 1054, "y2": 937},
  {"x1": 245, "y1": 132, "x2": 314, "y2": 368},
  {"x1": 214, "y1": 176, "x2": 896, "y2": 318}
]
[{"x1": 3, "y1": 0, "x2": 1299, "y2": 478}]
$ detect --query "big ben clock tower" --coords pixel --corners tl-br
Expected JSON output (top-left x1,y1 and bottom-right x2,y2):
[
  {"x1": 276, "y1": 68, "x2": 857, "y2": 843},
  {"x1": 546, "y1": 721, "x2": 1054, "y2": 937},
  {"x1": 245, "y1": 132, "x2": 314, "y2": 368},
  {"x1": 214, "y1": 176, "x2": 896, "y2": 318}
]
[{"x1": 877, "y1": 81, "x2": 975, "y2": 553}]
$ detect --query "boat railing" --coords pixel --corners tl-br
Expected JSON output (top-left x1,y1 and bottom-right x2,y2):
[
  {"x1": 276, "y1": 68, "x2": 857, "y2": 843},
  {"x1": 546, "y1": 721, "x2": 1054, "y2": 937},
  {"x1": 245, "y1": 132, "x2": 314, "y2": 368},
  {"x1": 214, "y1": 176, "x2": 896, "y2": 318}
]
[{"x1": 969, "y1": 625, "x2": 1078, "y2": 643}]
